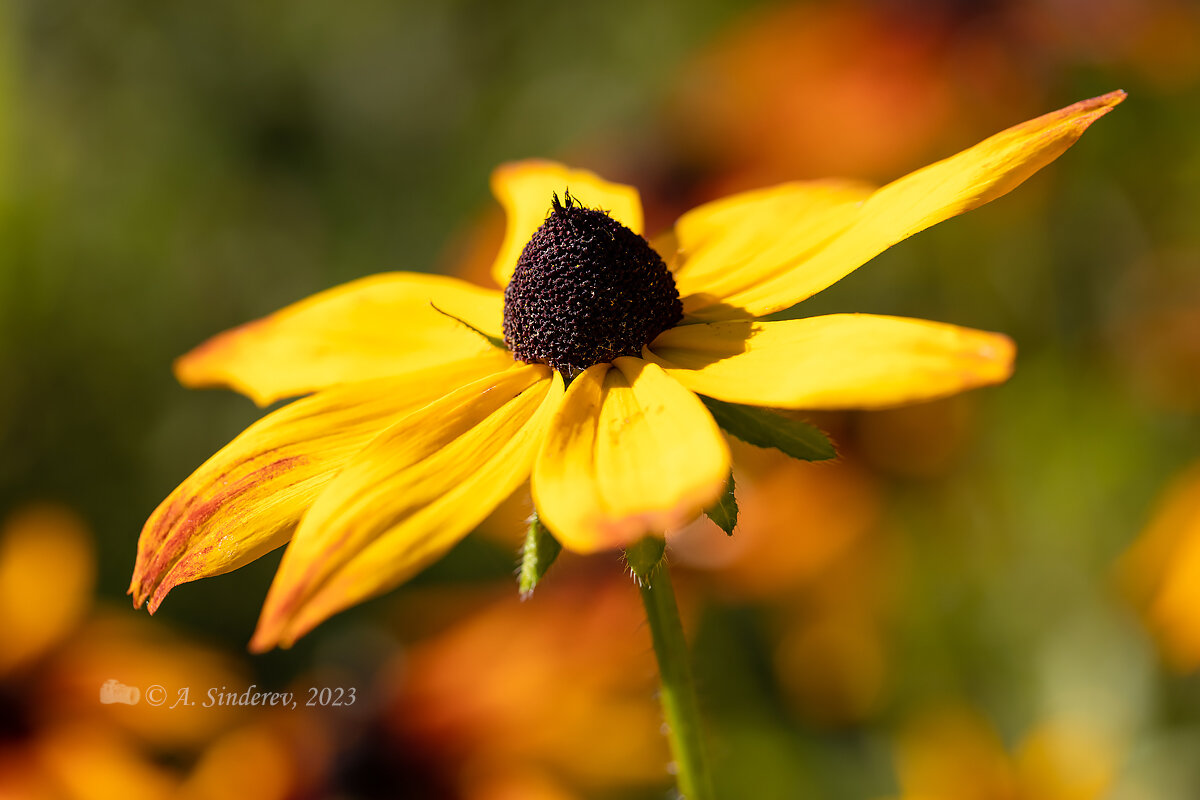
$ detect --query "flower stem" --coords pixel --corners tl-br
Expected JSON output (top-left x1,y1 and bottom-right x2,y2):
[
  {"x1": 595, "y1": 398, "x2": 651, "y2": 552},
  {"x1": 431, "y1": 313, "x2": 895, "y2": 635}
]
[{"x1": 630, "y1": 538, "x2": 715, "y2": 800}]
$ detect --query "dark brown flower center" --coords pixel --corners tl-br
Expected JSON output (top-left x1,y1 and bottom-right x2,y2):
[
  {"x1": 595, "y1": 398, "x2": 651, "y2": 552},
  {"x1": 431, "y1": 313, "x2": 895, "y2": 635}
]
[{"x1": 502, "y1": 192, "x2": 682, "y2": 376}]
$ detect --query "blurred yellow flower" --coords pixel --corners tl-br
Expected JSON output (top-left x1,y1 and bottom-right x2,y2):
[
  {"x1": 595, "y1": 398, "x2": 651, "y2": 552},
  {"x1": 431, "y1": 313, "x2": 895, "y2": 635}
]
[
  {"x1": 130, "y1": 92, "x2": 1122, "y2": 649},
  {"x1": 889, "y1": 709, "x2": 1116, "y2": 800},
  {"x1": 1119, "y1": 461, "x2": 1200, "y2": 671}
]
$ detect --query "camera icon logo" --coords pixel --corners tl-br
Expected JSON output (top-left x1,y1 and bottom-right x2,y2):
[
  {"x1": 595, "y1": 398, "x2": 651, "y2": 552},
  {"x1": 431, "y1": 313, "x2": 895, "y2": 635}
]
[{"x1": 99, "y1": 679, "x2": 140, "y2": 705}]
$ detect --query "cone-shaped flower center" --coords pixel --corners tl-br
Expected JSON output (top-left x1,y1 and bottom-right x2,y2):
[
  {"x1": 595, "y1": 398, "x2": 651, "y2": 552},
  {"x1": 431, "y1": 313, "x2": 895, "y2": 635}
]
[{"x1": 503, "y1": 193, "x2": 682, "y2": 376}]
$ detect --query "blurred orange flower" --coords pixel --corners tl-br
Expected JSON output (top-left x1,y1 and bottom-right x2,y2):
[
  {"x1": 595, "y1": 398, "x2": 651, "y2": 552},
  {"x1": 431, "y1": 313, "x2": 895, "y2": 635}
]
[
  {"x1": 0, "y1": 505, "x2": 313, "y2": 800},
  {"x1": 670, "y1": 443, "x2": 882, "y2": 600},
  {"x1": 888, "y1": 708, "x2": 1116, "y2": 800},
  {"x1": 0, "y1": 505, "x2": 93, "y2": 677},
  {"x1": 1119, "y1": 462, "x2": 1200, "y2": 671},
  {"x1": 768, "y1": 529, "x2": 899, "y2": 727},
  {"x1": 673, "y1": 2, "x2": 966, "y2": 191},
  {"x1": 1113, "y1": 248, "x2": 1200, "y2": 412},
  {"x1": 670, "y1": 444, "x2": 897, "y2": 725},
  {"x1": 380, "y1": 572, "x2": 670, "y2": 798},
  {"x1": 673, "y1": 0, "x2": 1194, "y2": 200}
]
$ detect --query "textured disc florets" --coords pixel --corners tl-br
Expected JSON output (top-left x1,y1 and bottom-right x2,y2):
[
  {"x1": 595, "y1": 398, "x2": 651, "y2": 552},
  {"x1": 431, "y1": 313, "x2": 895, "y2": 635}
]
[{"x1": 503, "y1": 192, "x2": 682, "y2": 376}]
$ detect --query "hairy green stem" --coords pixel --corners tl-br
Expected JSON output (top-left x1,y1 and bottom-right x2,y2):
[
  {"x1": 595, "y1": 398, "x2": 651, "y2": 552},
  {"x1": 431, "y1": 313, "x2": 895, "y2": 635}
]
[{"x1": 631, "y1": 541, "x2": 715, "y2": 800}]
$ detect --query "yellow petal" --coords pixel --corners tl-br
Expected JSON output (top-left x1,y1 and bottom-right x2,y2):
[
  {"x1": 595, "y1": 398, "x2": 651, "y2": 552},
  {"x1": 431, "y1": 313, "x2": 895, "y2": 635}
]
[
  {"x1": 645, "y1": 315, "x2": 1014, "y2": 410},
  {"x1": 686, "y1": 91, "x2": 1126, "y2": 319},
  {"x1": 490, "y1": 160, "x2": 643, "y2": 288},
  {"x1": 532, "y1": 357, "x2": 730, "y2": 554},
  {"x1": 251, "y1": 363, "x2": 562, "y2": 650},
  {"x1": 670, "y1": 180, "x2": 874, "y2": 316},
  {"x1": 176, "y1": 272, "x2": 509, "y2": 406},
  {"x1": 131, "y1": 356, "x2": 505, "y2": 613}
]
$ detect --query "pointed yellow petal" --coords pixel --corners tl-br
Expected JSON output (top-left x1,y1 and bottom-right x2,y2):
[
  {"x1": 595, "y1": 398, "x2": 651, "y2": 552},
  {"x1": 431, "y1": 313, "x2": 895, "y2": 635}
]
[
  {"x1": 130, "y1": 356, "x2": 505, "y2": 613},
  {"x1": 251, "y1": 363, "x2": 562, "y2": 650},
  {"x1": 176, "y1": 272, "x2": 508, "y2": 406},
  {"x1": 490, "y1": 160, "x2": 643, "y2": 288},
  {"x1": 532, "y1": 357, "x2": 730, "y2": 554},
  {"x1": 686, "y1": 91, "x2": 1126, "y2": 318},
  {"x1": 671, "y1": 180, "x2": 874, "y2": 315},
  {"x1": 645, "y1": 315, "x2": 1014, "y2": 410}
]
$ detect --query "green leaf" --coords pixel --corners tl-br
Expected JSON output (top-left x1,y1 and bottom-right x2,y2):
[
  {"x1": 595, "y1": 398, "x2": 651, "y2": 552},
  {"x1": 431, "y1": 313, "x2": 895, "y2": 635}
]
[
  {"x1": 704, "y1": 473, "x2": 738, "y2": 535},
  {"x1": 700, "y1": 396, "x2": 836, "y2": 462},
  {"x1": 517, "y1": 514, "x2": 562, "y2": 599}
]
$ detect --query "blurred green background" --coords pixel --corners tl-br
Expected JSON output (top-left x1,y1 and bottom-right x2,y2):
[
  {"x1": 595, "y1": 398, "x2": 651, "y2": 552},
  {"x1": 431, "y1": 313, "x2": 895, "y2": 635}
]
[{"x1": 3, "y1": 0, "x2": 1200, "y2": 798}]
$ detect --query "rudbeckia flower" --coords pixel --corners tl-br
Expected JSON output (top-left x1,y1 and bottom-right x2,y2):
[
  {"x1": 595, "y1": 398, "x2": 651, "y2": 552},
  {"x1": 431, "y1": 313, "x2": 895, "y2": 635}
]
[{"x1": 131, "y1": 91, "x2": 1124, "y2": 650}]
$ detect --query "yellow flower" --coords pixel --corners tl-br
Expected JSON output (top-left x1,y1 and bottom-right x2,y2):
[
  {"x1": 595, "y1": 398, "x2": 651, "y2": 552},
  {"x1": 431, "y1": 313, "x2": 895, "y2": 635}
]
[{"x1": 130, "y1": 92, "x2": 1124, "y2": 650}]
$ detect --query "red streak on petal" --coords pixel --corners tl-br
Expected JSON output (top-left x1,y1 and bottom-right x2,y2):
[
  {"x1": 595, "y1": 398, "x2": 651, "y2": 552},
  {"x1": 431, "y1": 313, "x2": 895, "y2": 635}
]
[{"x1": 133, "y1": 454, "x2": 308, "y2": 608}]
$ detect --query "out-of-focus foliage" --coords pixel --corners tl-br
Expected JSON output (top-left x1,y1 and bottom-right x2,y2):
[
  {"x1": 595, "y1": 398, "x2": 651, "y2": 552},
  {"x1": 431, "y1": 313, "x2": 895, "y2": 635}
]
[{"x1": 3, "y1": 0, "x2": 1200, "y2": 797}]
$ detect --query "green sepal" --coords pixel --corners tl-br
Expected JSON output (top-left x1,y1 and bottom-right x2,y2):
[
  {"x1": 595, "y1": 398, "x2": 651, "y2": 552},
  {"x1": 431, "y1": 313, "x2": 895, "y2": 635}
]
[
  {"x1": 625, "y1": 535, "x2": 667, "y2": 587},
  {"x1": 700, "y1": 396, "x2": 836, "y2": 462},
  {"x1": 704, "y1": 473, "x2": 738, "y2": 536},
  {"x1": 517, "y1": 514, "x2": 562, "y2": 600}
]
